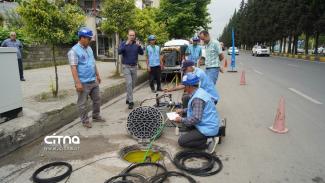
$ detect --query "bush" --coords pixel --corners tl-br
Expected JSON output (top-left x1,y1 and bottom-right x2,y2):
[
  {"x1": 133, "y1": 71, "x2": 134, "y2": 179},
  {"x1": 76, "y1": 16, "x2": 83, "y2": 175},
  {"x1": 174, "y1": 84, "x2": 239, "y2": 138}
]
[{"x1": 0, "y1": 27, "x2": 32, "y2": 46}]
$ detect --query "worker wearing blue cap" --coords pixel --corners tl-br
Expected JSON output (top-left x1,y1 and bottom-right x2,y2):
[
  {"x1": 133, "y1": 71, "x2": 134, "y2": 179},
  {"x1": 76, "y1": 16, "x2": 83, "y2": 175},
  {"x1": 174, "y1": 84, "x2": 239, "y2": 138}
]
[
  {"x1": 146, "y1": 35, "x2": 164, "y2": 92},
  {"x1": 68, "y1": 27, "x2": 106, "y2": 128},
  {"x1": 185, "y1": 37, "x2": 202, "y2": 66},
  {"x1": 165, "y1": 60, "x2": 219, "y2": 104},
  {"x1": 174, "y1": 73, "x2": 220, "y2": 154}
]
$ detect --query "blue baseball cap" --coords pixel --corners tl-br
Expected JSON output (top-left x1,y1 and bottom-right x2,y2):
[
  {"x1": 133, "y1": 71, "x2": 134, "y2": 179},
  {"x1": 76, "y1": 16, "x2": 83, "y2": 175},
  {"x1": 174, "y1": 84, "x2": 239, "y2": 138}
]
[
  {"x1": 192, "y1": 37, "x2": 200, "y2": 42},
  {"x1": 148, "y1": 35, "x2": 156, "y2": 41},
  {"x1": 182, "y1": 73, "x2": 200, "y2": 86},
  {"x1": 182, "y1": 60, "x2": 195, "y2": 70}
]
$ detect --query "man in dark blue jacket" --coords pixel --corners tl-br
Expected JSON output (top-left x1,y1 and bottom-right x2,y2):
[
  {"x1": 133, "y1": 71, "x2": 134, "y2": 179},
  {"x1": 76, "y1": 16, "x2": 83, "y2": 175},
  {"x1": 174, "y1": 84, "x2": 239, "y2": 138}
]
[{"x1": 118, "y1": 30, "x2": 144, "y2": 109}]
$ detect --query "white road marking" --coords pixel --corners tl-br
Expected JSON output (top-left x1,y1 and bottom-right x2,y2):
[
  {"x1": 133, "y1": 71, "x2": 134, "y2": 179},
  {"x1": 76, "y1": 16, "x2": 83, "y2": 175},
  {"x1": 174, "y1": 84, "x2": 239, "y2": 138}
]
[
  {"x1": 288, "y1": 64, "x2": 299, "y2": 67},
  {"x1": 288, "y1": 88, "x2": 323, "y2": 105},
  {"x1": 253, "y1": 69, "x2": 263, "y2": 75}
]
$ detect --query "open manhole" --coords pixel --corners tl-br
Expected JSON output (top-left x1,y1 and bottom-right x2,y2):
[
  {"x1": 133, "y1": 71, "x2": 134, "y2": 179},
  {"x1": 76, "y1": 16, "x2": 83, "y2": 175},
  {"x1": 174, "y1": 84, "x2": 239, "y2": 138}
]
[{"x1": 119, "y1": 144, "x2": 164, "y2": 163}]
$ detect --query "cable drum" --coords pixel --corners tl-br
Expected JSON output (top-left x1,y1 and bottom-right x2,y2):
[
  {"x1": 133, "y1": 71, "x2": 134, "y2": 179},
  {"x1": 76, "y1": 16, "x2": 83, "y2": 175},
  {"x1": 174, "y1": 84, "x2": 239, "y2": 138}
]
[{"x1": 127, "y1": 106, "x2": 164, "y2": 141}]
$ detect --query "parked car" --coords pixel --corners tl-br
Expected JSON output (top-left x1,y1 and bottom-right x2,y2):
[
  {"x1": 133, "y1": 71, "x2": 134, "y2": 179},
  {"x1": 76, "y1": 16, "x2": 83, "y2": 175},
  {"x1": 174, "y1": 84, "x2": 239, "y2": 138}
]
[
  {"x1": 228, "y1": 47, "x2": 239, "y2": 55},
  {"x1": 252, "y1": 45, "x2": 270, "y2": 56},
  {"x1": 311, "y1": 47, "x2": 324, "y2": 55},
  {"x1": 297, "y1": 48, "x2": 305, "y2": 54}
]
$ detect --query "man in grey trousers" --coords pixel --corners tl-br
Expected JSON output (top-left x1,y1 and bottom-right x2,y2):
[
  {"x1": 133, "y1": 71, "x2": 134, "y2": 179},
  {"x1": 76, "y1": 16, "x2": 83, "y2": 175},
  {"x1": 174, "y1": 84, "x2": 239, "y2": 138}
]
[
  {"x1": 68, "y1": 27, "x2": 106, "y2": 128},
  {"x1": 118, "y1": 30, "x2": 144, "y2": 109}
]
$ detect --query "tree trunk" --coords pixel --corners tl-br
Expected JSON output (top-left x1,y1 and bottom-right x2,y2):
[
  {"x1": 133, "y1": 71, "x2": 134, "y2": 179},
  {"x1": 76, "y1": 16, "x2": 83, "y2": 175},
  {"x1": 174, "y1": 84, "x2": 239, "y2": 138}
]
[
  {"x1": 272, "y1": 41, "x2": 275, "y2": 53},
  {"x1": 288, "y1": 35, "x2": 292, "y2": 54},
  {"x1": 295, "y1": 34, "x2": 299, "y2": 54},
  {"x1": 305, "y1": 33, "x2": 309, "y2": 55},
  {"x1": 279, "y1": 39, "x2": 283, "y2": 53},
  {"x1": 283, "y1": 37, "x2": 287, "y2": 53},
  {"x1": 292, "y1": 34, "x2": 297, "y2": 55},
  {"x1": 115, "y1": 32, "x2": 120, "y2": 75},
  {"x1": 314, "y1": 31, "x2": 320, "y2": 55},
  {"x1": 52, "y1": 44, "x2": 59, "y2": 97}
]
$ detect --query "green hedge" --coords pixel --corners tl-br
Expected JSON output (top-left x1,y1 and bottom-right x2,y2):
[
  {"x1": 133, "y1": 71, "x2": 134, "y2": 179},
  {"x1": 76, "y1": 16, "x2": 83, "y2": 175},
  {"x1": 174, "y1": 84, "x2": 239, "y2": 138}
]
[{"x1": 0, "y1": 27, "x2": 32, "y2": 46}]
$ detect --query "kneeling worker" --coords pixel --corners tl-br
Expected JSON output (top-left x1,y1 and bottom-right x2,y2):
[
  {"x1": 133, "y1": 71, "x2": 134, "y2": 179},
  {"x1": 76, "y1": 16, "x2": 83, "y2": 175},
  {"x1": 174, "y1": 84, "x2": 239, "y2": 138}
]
[
  {"x1": 165, "y1": 60, "x2": 219, "y2": 104},
  {"x1": 174, "y1": 73, "x2": 220, "y2": 154}
]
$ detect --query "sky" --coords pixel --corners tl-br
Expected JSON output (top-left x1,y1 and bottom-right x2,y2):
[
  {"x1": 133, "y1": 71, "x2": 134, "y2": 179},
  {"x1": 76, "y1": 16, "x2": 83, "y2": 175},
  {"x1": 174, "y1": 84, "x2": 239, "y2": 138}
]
[{"x1": 208, "y1": 0, "x2": 242, "y2": 39}]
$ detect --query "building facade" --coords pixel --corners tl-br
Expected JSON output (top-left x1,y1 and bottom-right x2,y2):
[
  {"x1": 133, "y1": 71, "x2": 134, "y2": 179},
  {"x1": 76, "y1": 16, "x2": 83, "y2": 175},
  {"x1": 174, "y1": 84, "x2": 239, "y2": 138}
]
[{"x1": 79, "y1": 0, "x2": 160, "y2": 60}]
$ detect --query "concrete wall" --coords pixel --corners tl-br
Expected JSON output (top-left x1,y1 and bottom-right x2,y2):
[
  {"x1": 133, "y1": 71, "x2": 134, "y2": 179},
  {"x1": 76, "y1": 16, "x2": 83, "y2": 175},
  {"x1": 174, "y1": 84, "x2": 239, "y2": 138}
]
[{"x1": 23, "y1": 45, "x2": 71, "y2": 69}]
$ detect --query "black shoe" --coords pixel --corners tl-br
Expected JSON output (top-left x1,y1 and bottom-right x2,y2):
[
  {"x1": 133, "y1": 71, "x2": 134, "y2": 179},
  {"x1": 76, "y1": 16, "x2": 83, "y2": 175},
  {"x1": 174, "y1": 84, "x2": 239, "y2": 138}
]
[
  {"x1": 20, "y1": 78, "x2": 26, "y2": 81},
  {"x1": 150, "y1": 86, "x2": 156, "y2": 93},
  {"x1": 126, "y1": 100, "x2": 129, "y2": 104},
  {"x1": 128, "y1": 102, "x2": 134, "y2": 109},
  {"x1": 157, "y1": 88, "x2": 163, "y2": 92}
]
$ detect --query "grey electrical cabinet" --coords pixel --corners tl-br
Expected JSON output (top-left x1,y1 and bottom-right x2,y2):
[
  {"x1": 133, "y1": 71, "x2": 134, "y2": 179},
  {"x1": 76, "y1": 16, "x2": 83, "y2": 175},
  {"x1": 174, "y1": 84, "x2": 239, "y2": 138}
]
[{"x1": 0, "y1": 47, "x2": 23, "y2": 123}]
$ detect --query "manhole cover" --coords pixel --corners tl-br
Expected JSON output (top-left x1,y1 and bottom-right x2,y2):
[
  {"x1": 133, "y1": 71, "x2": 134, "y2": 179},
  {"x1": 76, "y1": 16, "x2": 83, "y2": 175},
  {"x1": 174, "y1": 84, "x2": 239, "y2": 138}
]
[{"x1": 127, "y1": 106, "x2": 164, "y2": 141}]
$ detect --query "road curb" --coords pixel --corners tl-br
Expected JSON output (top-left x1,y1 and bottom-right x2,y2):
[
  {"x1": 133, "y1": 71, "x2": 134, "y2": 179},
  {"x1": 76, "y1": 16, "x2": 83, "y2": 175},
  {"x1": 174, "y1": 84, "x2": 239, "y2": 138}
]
[
  {"x1": 271, "y1": 53, "x2": 325, "y2": 62},
  {"x1": 0, "y1": 72, "x2": 149, "y2": 158}
]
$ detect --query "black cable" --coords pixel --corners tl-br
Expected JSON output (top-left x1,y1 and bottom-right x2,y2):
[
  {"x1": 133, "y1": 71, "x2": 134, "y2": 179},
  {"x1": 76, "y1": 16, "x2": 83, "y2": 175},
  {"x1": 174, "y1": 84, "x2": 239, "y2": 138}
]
[
  {"x1": 149, "y1": 171, "x2": 196, "y2": 183},
  {"x1": 104, "y1": 173, "x2": 148, "y2": 183},
  {"x1": 64, "y1": 156, "x2": 118, "y2": 183},
  {"x1": 121, "y1": 162, "x2": 168, "y2": 181},
  {"x1": 32, "y1": 162, "x2": 72, "y2": 183},
  {"x1": 173, "y1": 150, "x2": 223, "y2": 177}
]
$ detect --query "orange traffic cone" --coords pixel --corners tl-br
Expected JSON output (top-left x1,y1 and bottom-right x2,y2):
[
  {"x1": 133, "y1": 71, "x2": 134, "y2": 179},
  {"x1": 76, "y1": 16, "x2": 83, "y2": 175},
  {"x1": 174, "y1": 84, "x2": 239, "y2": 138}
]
[
  {"x1": 269, "y1": 97, "x2": 288, "y2": 134},
  {"x1": 240, "y1": 71, "x2": 246, "y2": 85}
]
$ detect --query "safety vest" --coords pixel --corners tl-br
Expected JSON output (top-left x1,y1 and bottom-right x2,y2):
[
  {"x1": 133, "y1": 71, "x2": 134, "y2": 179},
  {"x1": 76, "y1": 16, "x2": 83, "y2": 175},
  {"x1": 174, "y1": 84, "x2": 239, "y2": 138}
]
[
  {"x1": 194, "y1": 68, "x2": 219, "y2": 102},
  {"x1": 187, "y1": 45, "x2": 201, "y2": 63},
  {"x1": 147, "y1": 45, "x2": 160, "y2": 67},
  {"x1": 187, "y1": 88, "x2": 219, "y2": 136},
  {"x1": 71, "y1": 43, "x2": 96, "y2": 83}
]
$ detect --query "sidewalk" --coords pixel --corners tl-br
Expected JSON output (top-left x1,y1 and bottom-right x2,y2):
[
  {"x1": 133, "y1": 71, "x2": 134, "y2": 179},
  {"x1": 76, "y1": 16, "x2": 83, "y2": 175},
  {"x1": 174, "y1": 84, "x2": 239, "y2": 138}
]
[{"x1": 0, "y1": 61, "x2": 149, "y2": 157}]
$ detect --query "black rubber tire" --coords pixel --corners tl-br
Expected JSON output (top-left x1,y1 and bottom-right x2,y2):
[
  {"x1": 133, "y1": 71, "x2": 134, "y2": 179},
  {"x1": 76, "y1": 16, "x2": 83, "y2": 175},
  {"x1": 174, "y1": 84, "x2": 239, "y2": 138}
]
[{"x1": 32, "y1": 162, "x2": 72, "y2": 183}]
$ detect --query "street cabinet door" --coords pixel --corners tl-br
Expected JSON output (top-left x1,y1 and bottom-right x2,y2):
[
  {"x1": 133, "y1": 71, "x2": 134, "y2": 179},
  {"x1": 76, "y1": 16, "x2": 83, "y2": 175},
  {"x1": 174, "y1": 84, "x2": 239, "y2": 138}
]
[{"x1": 0, "y1": 47, "x2": 23, "y2": 122}]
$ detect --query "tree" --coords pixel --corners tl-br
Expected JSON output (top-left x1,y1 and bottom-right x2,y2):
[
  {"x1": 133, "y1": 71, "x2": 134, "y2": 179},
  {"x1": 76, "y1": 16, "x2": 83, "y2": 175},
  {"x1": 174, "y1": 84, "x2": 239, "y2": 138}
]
[
  {"x1": 157, "y1": 0, "x2": 211, "y2": 39},
  {"x1": 0, "y1": 13, "x2": 4, "y2": 27},
  {"x1": 101, "y1": 0, "x2": 136, "y2": 75},
  {"x1": 312, "y1": 0, "x2": 325, "y2": 55},
  {"x1": 17, "y1": 0, "x2": 85, "y2": 97},
  {"x1": 219, "y1": 0, "x2": 325, "y2": 56},
  {"x1": 133, "y1": 8, "x2": 169, "y2": 45},
  {"x1": 3, "y1": 9, "x2": 24, "y2": 30}
]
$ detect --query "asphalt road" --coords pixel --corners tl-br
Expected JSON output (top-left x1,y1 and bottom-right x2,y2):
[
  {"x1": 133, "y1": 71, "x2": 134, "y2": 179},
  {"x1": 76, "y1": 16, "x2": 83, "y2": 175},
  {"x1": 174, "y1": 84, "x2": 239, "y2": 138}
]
[
  {"x1": 217, "y1": 52, "x2": 325, "y2": 182},
  {"x1": 0, "y1": 53, "x2": 324, "y2": 183}
]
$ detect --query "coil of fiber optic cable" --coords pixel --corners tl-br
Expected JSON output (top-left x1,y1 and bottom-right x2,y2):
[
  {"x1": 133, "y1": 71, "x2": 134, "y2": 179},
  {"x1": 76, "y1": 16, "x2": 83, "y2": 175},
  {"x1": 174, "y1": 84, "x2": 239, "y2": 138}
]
[
  {"x1": 149, "y1": 171, "x2": 196, "y2": 183},
  {"x1": 104, "y1": 173, "x2": 148, "y2": 183},
  {"x1": 122, "y1": 162, "x2": 168, "y2": 181},
  {"x1": 32, "y1": 162, "x2": 72, "y2": 183},
  {"x1": 173, "y1": 151, "x2": 223, "y2": 177}
]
